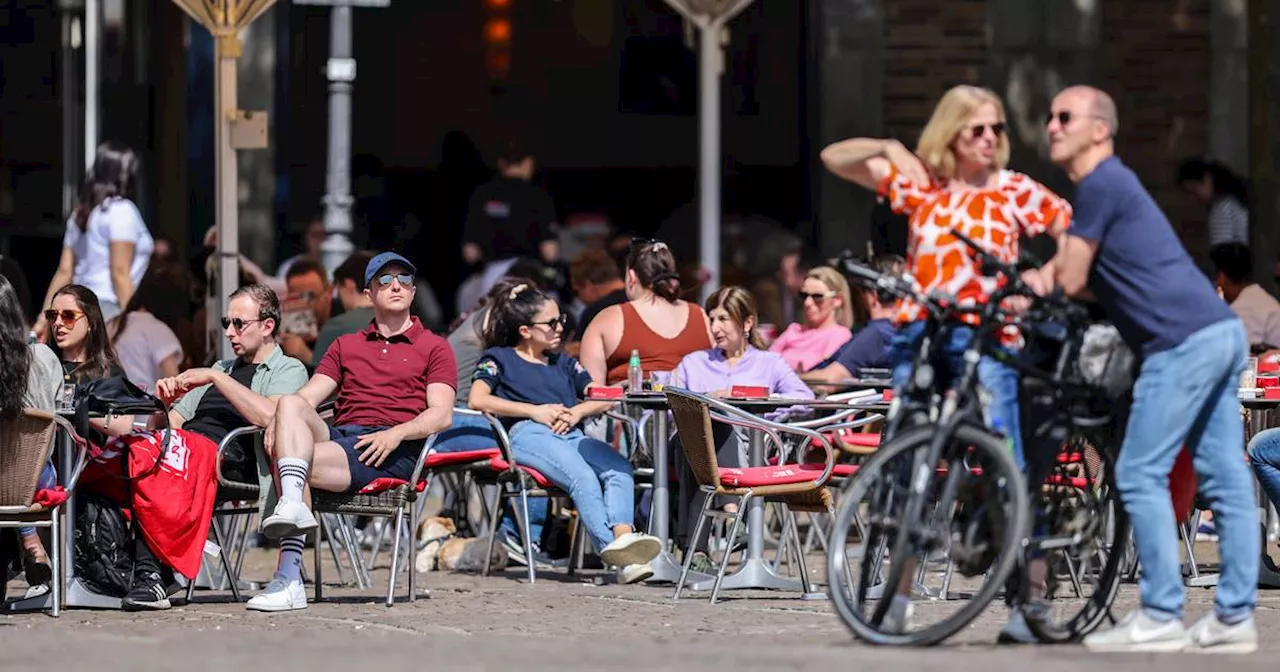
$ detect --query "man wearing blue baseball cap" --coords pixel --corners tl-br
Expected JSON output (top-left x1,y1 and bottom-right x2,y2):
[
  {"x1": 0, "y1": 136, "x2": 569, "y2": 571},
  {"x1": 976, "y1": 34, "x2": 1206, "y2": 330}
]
[{"x1": 246, "y1": 250, "x2": 459, "y2": 612}]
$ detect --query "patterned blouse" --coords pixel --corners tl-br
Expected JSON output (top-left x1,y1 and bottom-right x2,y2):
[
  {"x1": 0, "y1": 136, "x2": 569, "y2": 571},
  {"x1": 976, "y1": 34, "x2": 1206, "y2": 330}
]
[{"x1": 877, "y1": 166, "x2": 1072, "y2": 327}]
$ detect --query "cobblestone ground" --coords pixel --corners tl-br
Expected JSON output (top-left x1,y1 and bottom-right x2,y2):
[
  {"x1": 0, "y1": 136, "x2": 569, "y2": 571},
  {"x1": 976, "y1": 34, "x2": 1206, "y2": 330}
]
[{"x1": 3, "y1": 541, "x2": 1279, "y2": 671}]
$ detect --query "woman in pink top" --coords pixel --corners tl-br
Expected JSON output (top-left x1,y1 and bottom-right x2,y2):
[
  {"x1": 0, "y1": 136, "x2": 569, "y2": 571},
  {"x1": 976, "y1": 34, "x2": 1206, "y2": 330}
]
[{"x1": 768, "y1": 265, "x2": 853, "y2": 371}]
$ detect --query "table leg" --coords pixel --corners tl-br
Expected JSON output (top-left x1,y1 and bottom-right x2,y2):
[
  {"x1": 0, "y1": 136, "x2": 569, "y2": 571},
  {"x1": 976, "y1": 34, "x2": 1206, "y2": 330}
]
[
  {"x1": 644, "y1": 410, "x2": 712, "y2": 584},
  {"x1": 690, "y1": 429, "x2": 805, "y2": 593}
]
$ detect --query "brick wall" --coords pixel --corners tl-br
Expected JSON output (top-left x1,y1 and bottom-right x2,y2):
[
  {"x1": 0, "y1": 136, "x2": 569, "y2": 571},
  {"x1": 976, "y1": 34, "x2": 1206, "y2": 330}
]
[{"x1": 880, "y1": 0, "x2": 1214, "y2": 255}]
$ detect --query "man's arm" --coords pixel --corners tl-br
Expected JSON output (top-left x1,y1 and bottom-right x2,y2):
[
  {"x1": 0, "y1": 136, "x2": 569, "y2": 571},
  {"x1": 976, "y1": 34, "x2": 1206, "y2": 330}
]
[
  {"x1": 296, "y1": 374, "x2": 339, "y2": 409},
  {"x1": 1050, "y1": 232, "x2": 1099, "y2": 299},
  {"x1": 801, "y1": 362, "x2": 853, "y2": 384},
  {"x1": 393, "y1": 383, "x2": 457, "y2": 441}
]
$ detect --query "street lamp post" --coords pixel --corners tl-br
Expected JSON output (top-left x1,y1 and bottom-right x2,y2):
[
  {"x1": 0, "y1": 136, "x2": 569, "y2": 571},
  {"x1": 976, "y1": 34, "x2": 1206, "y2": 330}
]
[{"x1": 294, "y1": 0, "x2": 390, "y2": 274}]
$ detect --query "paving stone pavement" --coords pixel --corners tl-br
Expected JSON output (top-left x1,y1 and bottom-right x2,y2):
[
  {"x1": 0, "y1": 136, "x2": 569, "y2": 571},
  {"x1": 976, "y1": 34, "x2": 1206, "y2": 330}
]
[{"x1": 4, "y1": 545, "x2": 1280, "y2": 671}]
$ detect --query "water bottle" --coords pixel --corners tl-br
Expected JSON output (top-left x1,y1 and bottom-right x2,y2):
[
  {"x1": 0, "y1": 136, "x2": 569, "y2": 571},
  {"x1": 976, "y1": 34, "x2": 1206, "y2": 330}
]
[{"x1": 627, "y1": 349, "x2": 643, "y2": 391}]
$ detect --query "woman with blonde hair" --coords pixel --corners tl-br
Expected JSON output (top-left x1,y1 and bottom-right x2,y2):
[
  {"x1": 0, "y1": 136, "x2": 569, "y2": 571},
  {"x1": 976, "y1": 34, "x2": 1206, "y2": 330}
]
[
  {"x1": 820, "y1": 84, "x2": 1071, "y2": 640},
  {"x1": 767, "y1": 265, "x2": 854, "y2": 372}
]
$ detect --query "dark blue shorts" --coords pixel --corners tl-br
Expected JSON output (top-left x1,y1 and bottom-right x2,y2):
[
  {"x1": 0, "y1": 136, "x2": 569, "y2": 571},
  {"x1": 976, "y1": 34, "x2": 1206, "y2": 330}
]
[{"x1": 328, "y1": 424, "x2": 424, "y2": 493}]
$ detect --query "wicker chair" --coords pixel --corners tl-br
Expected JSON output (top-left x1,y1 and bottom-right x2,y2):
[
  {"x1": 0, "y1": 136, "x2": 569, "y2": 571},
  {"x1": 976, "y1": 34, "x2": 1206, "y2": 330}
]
[
  {"x1": 664, "y1": 388, "x2": 838, "y2": 604},
  {"x1": 0, "y1": 409, "x2": 90, "y2": 617}
]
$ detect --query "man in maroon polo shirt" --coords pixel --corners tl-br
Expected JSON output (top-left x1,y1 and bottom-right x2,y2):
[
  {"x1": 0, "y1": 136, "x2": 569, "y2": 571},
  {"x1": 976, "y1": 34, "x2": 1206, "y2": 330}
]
[{"x1": 247, "y1": 251, "x2": 457, "y2": 612}]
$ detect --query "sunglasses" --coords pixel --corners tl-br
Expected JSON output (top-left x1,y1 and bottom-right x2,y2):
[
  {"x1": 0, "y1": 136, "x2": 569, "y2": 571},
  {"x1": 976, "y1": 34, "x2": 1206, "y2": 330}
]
[
  {"x1": 221, "y1": 317, "x2": 264, "y2": 331},
  {"x1": 798, "y1": 291, "x2": 837, "y2": 304},
  {"x1": 1046, "y1": 111, "x2": 1103, "y2": 127},
  {"x1": 969, "y1": 123, "x2": 1005, "y2": 139},
  {"x1": 43, "y1": 309, "x2": 84, "y2": 327},
  {"x1": 527, "y1": 314, "x2": 568, "y2": 331},
  {"x1": 375, "y1": 273, "x2": 415, "y2": 288}
]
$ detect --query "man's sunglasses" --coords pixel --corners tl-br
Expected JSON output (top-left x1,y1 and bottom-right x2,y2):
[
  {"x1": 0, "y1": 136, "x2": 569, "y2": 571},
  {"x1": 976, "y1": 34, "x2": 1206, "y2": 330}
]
[
  {"x1": 798, "y1": 291, "x2": 837, "y2": 304},
  {"x1": 221, "y1": 317, "x2": 264, "y2": 331},
  {"x1": 43, "y1": 309, "x2": 84, "y2": 327},
  {"x1": 528, "y1": 314, "x2": 568, "y2": 330},
  {"x1": 969, "y1": 122, "x2": 1005, "y2": 138},
  {"x1": 375, "y1": 273, "x2": 415, "y2": 288}
]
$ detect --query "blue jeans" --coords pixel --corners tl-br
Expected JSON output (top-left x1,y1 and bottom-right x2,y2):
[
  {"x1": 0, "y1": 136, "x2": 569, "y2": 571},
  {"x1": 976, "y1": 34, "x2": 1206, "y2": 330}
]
[
  {"x1": 509, "y1": 420, "x2": 635, "y2": 554},
  {"x1": 1250, "y1": 428, "x2": 1280, "y2": 515},
  {"x1": 19, "y1": 463, "x2": 57, "y2": 537},
  {"x1": 435, "y1": 412, "x2": 547, "y2": 543},
  {"x1": 1118, "y1": 318, "x2": 1256, "y2": 622},
  {"x1": 890, "y1": 322, "x2": 1024, "y2": 467}
]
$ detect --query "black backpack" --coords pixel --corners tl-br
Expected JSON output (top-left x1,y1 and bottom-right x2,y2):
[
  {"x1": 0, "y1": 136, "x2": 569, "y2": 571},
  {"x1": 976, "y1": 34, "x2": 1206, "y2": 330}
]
[{"x1": 72, "y1": 493, "x2": 133, "y2": 597}]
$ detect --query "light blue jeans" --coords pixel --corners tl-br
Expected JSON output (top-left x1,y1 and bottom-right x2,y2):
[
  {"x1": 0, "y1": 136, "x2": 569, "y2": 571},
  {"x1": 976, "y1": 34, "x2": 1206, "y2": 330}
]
[
  {"x1": 509, "y1": 420, "x2": 635, "y2": 554},
  {"x1": 1118, "y1": 318, "x2": 1256, "y2": 622},
  {"x1": 435, "y1": 412, "x2": 548, "y2": 543},
  {"x1": 1249, "y1": 427, "x2": 1280, "y2": 514}
]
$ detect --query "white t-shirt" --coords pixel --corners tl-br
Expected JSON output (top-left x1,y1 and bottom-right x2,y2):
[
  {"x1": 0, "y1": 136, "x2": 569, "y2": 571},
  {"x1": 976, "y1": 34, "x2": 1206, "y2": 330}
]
[
  {"x1": 109, "y1": 311, "x2": 183, "y2": 393},
  {"x1": 1230, "y1": 284, "x2": 1280, "y2": 348},
  {"x1": 64, "y1": 197, "x2": 154, "y2": 306}
]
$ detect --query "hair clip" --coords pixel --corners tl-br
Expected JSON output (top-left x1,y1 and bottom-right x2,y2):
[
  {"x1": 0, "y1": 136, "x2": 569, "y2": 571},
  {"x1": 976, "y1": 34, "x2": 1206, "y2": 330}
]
[{"x1": 509, "y1": 284, "x2": 528, "y2": 300}]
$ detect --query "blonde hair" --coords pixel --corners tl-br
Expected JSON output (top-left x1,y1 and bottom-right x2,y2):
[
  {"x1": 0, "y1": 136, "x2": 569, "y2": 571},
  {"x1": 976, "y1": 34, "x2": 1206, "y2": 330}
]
[
  {"x1": 705, "y1": 286, "x2": 767, "y2": 350},
  {"x1": 805, "y1": 266, "x2": 853, "y2": 329},
  {"x1": 915, "y1": 85, "x2": 1010, "y2": 180}
]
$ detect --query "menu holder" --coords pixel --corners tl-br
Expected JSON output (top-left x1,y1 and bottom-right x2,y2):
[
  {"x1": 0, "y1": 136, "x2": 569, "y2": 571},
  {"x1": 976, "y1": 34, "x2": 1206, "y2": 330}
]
[
  {"x1": 1267, "y1": 387, "x2": 1280, "y2": 400},
  {"x1": 728, "y1": 385, "x2": 769, "y2": 400},
  {"x1": 587, "y1": 386, "x2": 624, "y2": 400},
  {"x1": 1259, "y1": 375, "x2": 1279, "y2": 389}
]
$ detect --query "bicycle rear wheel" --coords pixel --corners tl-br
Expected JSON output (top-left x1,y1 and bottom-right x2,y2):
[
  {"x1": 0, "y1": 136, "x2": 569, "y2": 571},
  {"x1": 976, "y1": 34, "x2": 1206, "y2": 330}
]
[{"x1": 827, "y1": 423, "x2": 1030, "y2": 646}]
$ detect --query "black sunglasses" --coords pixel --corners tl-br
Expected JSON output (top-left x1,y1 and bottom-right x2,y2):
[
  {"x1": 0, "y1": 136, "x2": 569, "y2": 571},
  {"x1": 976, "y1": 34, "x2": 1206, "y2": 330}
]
[
  {"x1": 527, "y1": 314, "x2": 568, "y2": 330},
  {"x1": 375, "y1": 272, "x2": 415, "y2": 288},
  {"x1": 969, "y1": 122, "x2": 1005, "y2": 138},
  {"x1": 798, "y1": 291, "x2": 836, "y2": 304},
  {"x1": 221, "y1": 317, "x2": 264, "y2": 331}
]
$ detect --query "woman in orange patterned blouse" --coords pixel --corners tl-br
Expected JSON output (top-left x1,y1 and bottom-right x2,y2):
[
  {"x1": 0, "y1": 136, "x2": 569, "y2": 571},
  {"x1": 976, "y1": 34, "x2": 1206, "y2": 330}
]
[{"x1": 821, "y1": 86, "x2": 1070, "y2": 639}]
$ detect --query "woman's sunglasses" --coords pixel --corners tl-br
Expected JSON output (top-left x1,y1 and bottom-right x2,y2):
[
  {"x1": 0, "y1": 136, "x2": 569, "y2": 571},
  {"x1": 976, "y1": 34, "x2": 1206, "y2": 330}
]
[
  {"x1": 221, "y1": 317, "x2": 264, "y2": 331},
  {"x1": 527, "y1": 315, "x2": 568, "y2": 331},
  {"x1": 798, "y1": 291, "x2": 837, "y2": 304},
  {"x1": 43, "y1": 309, "x2": 85, "y2": 327},
  {"x1": 969, "y1": 122, "x2": 1005, "y2": 139}
]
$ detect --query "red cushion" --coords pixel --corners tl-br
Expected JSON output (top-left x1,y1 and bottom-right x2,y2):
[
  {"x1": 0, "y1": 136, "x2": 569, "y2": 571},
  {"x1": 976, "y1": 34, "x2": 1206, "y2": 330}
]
[
  {"x1": 719, "y1": 463, "x2": 830, "y2": 488},
  {"x1": 841, "y1": 433, "x2": 881, "y2": 448},
  {"x1": 488, "y1": 457, "x2": 553, "y2": 488},
  {"x1": 425, "y1": 447, "x2": 503, "y2": 468},
  {"x1": 358, "y1": 477, "x2": 428, "y2": 495},
  {"x1": 32, "y1": 486, "x2": 67, "y2": 508}
]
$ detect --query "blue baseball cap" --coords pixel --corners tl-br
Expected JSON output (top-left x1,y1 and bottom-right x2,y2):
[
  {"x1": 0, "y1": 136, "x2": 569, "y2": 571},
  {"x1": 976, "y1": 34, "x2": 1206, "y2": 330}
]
[{"x1": 364, "y1": 251, "x2": 417, "y2": 288}]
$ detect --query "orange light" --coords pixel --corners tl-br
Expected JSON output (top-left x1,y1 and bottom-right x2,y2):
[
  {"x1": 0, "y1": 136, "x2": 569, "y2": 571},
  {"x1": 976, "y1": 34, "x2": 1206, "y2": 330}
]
[
  {"x1": 484, "y1": 0, "x2": 509, "y2": 7},
  {"x1": 484, "y1": 18, "x2": 511, "y2": 43},
  {"x1": 486, "y1": 49, "x2": 510, "y2": 79}
]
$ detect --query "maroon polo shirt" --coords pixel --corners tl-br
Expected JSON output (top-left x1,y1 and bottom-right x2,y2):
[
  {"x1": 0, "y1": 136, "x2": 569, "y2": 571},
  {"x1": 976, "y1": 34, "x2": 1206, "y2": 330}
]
[{"x1": 316, "y1": 316, "x2": 458, "y2": 428}]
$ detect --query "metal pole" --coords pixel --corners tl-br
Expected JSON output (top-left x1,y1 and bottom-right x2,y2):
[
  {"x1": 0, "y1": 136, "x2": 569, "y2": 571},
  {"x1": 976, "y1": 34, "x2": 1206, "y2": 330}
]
[
  {"x1": 61, "y1": 6, "x2": 80, "y2": 213},
  {"x1": 84, "y1": 0, "x2": 99, "y2": 167},
  {"x1": 321, "y1": 2, "x2": 355, "y2": 273},
  {"x1": 215, "y1": 34, "x2": 240, "y2": 361},
  {"x1": 697, "y1": 23, "x2": 722, "y2": 303}
]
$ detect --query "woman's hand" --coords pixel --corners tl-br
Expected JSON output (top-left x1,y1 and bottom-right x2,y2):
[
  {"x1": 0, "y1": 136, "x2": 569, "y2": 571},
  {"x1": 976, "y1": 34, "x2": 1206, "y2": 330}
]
[
  {"x1": 883, "y1": 139, "x2": 931, "y2": 185},
  {"x1": 531, "y1": 404, "x2": 568, "y2": 429},
  {"x1": 552, "y1": 406, "x2": 583, "y2": 435}
]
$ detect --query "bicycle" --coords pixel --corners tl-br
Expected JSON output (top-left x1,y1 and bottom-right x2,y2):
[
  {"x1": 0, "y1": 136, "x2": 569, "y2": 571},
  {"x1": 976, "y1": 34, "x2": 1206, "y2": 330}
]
[{"x1": 825, "y1": 232, "x2": 1130, "y2": 646}]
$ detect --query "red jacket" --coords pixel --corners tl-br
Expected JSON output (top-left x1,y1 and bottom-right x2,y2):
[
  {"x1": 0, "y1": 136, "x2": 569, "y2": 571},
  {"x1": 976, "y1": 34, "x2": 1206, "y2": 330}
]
[{"x1": 82, "y1": 429, "x2": 219, "y2": 579}]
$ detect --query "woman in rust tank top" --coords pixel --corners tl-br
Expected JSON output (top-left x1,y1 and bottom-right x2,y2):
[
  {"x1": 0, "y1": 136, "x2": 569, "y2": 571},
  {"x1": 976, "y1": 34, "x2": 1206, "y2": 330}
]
[{"x1": 580, "y1": 240, "x2": 712, "y2": 384}]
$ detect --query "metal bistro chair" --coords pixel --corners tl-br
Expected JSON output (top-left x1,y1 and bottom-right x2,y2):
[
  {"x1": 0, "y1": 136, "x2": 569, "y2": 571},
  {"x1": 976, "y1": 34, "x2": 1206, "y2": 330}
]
[
  {"x1": 664, "y1": 388, "x2": 838, "y2": 604},
  {"x1": 309, "y1": 430, "x2": 439, "y2": 607},
  {"x1": 0, "y1": 409, "x2": 91, "y2": 617}
]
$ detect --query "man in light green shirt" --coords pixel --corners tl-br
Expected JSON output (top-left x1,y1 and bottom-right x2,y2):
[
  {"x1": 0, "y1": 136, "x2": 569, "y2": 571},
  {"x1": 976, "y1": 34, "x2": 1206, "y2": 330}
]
[{"x1": 311, "y1": 251, "x2": 375, "y2": 368}]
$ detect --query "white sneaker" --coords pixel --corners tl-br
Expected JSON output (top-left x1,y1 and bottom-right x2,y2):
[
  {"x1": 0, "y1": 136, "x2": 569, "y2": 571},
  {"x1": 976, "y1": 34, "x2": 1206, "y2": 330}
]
[
  {"x1": 599, "y1": 532, "x2": 661, "y2": 568},
  {"x1": 246, "y1": 578, "x2": 307, "y2": 612},
  {"x1": 1187, "y1": 613, "x2": 1258, "y2": 654},
  {"x1": 1083, "y1": 610, "x2": 1189, "y2": 653},
  {"x1": 261, "y1": 499, "x2": 319, "y2": 540},
  {"x1": 618, "y1": 563, "x2": 654, "y2": 585}
]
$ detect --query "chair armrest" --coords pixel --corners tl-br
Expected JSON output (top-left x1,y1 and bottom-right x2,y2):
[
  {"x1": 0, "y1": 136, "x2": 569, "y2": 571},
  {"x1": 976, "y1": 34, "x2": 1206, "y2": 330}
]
[
  {"x1": 787, "y1": 407, "x2": 863, "y2": 429},
  {"x1": 809, "y1": 414, "x2": 885, "y2": 434},
  {"x1": 50, "y1": 415, "x2": 93, "y2": 495},
  {"x1": 603, "y1": 410, "x2": 644, "y2": 459},
  {"x1": 216, "y1": 425, "x2": 265, "y2": 487}
]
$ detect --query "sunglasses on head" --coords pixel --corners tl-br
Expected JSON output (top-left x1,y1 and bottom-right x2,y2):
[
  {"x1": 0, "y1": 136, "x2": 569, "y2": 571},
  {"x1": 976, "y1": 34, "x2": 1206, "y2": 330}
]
[
  {"x1": 527, "y1": 314, "x2": 568, "y2": 330},
  {"x1": 798, "y1": 291, "x2": 836, "y2": 303},
  {"x1": 43, "y1": 309, "x2": 84, "y2": 327},
  {"x1": 969, "y1": 122, "x2": 1005, "y2": 138},
  {"x1": 375, "y1": 272, "x2": 415, "y2": 288},
  {"x1": 221, "y1": 317, "x2": 264, "y2": 331}
]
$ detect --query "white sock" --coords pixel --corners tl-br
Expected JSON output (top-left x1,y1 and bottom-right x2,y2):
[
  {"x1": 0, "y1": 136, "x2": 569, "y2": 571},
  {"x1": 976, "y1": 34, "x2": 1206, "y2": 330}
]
[{"x1": 277, "y1": 457, "x2": 309, "y2": 503}]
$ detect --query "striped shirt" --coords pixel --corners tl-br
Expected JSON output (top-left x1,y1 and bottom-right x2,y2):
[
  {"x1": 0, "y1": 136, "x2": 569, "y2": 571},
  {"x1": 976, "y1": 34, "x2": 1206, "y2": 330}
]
[{"x1": 1208, "y1": 197, "x2": 1249, "y2": 246}]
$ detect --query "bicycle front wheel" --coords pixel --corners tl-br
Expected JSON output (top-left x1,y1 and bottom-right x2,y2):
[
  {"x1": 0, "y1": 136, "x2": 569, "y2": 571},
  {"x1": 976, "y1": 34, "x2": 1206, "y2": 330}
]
[{"x1": 827, "y1": 422, "x2": 1030, "y2": 646}]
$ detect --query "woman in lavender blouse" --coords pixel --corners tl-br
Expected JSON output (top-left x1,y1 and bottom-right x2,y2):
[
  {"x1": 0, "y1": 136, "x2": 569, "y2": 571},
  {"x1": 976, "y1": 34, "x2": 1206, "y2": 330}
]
[{"x1": 670, "y1": 286, "x2": 813, "y2": 570}]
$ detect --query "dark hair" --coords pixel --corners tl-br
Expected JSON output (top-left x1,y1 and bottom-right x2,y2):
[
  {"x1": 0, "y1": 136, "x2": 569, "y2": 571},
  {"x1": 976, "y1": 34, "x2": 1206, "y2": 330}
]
[
  {"x1": 1210, "y1": 242, "x2": 1253, "y2": 284},
  {"x1": 0, "y1": 254, "x2": 33, "y2": 324},
  {"x1": 285, "y1": 258, "x2": 329, "y2": 285},
  {"x1": 74, "y1": 141, "x2": 139, "y2": 232},
  {"x1": 570, "y1": 249, "x2": 622, "y2": 287},
  {"x1": 705, "y1": 286, "x2": 767, "y2": 350},
  {"x1": 482, "y1": 282, "x2": 556, "y2": 348},
  {"x1": 1177, "y1": 158, "x2": 1249, "y2": 208},
  {"x1": 110, "y1": 262, "x2": 193, "y2": 346},
  {"x1": 625, "y1": 240, "x2": 681, "y2": 303},
  {"x1": 228, "y1": 283, "x2": 283, "y2": 339},
  {"x1": 333, "y1": 251, "x2": 375, "y2": 289},
  {"x1": 45, "y1": 284, "x2": 119, "y2": 380},
  {"x1": 496, "y1": 134, "x2": 532, "y2": 165},
  {"x1": 0, "y1": 275, "x2": 30, "y2": 419}
]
